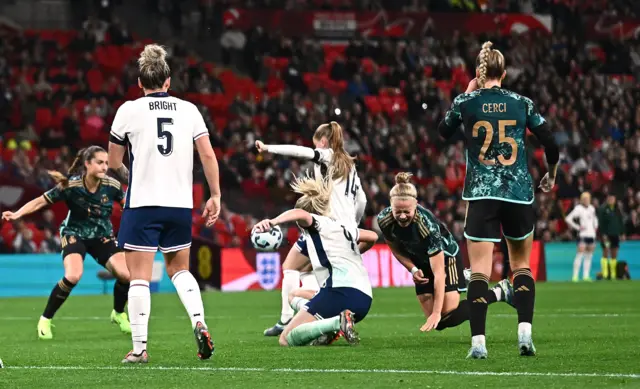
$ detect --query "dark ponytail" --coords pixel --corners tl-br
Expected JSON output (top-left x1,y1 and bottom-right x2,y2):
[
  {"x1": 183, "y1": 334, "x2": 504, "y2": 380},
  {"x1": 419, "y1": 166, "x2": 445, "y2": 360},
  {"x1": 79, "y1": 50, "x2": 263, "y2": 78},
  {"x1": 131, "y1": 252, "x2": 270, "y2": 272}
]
[{"x1": 48, "y1": 146, "x2": 106, "y2": 188}]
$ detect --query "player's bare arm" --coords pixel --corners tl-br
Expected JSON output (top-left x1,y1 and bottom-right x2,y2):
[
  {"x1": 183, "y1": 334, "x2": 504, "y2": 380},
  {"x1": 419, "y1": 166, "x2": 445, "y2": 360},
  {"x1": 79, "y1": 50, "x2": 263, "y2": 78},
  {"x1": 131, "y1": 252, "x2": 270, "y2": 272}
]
[
  {"x1": 107, "y1": 142, "x2": 128, "y2": 183},
  {"x1": 1, "y1": 195, "x2": 48, "y2": 221},
  {"x1": 195, "y1": 136, "x2": 221, "y2": 226},
  {"x1": 386, "y1": 239, "x2": 428, "y2": 284},
  {"x1": 422, "y1": 252, "x2": 446, "y2": 332}
]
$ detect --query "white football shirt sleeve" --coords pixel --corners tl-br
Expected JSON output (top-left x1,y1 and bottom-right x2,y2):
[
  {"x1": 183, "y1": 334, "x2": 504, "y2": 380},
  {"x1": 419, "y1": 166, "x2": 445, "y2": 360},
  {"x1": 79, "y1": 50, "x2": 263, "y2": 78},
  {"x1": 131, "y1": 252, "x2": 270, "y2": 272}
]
[
  {"x1": 313, "y1": 148, "x2": 334, "y2": 164},
  {"x1": 110, "y1": 101, "x2": 130, "y2": 145},
  {"x1": 193, "y1": 105, "x2": 209, "y2": 141},
  {"x1": 565, "y1": 207, "x2": 580, "y2": 231}
]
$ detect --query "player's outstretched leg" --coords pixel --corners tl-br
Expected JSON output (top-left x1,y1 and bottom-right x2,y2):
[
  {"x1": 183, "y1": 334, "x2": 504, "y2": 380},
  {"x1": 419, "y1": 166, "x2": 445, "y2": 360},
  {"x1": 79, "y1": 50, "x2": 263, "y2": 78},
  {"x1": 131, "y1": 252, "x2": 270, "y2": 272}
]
[
  {"x1": 265, "y1": 245, "x2": 309, "y2": 336},
  {"x1": 288, "y1": 289, "x2": 341, "y2": 346},
  {"x1": 38, "y1": 253, "x2": 83, "y2": 340}
]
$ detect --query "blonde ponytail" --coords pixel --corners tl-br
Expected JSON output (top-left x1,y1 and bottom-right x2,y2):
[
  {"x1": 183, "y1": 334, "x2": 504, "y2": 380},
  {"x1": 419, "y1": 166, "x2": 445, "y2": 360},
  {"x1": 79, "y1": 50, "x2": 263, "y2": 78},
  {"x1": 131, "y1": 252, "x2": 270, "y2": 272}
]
[
  {"x1": 477, "y1": 41, "x2": 492, "y2": 88},
  {"x1": 389, "y1": 172, "x2": 417, "y2": 200},
  {"x1": 313, "y1": 121, "x2": 355, "y2": 180},
  {"x1": 291, "y1": 168, "x2": 334, "y2": 216}
]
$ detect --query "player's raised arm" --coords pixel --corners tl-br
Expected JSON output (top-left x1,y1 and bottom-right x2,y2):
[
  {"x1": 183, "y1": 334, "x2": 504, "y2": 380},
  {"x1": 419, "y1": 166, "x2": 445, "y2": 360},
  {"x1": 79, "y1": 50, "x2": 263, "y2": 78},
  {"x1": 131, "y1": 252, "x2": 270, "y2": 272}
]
[
  {"x1": 256, "y1": 141, "x2": 316, "y2": 160},
  {"x1": 437, "y1": 95, "x2": 464, "y2": 140}
]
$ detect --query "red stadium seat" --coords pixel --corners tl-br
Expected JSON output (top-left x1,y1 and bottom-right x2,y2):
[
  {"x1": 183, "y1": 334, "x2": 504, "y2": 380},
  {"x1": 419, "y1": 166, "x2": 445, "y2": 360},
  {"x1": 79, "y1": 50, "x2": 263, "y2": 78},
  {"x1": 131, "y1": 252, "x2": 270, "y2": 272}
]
[
  {"x1": 192, "y1": 183, "x2": 204, "y2": 209},
  {"x1": 34, "y1": 108, "x2": 53, "y2": 133}
]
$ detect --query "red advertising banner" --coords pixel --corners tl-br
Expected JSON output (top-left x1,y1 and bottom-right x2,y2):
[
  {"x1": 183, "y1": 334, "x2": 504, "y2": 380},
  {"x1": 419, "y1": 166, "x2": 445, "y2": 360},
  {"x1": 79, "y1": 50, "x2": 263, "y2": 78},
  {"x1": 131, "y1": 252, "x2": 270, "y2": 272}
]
[
  {"x1": 231, "y1": 9, "x2": 552, "y2": 38},
  {"x1": 220, "y1": 241, "x2": 546, "y2": 291}
]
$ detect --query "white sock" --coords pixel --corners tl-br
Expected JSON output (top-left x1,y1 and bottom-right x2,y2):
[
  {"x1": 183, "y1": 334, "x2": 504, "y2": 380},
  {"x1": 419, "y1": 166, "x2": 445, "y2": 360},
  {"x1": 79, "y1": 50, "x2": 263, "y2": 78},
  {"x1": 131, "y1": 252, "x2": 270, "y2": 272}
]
[
  {"x1": 583, "y1": 252, "x2": 593, "y2": 279},
  {"x1": 518, "y1": 322, "x2": 532, "y2": 338},
  {"x1": 472, "y1": 335, "x2": 485, "y2": 347},
  {"x1": 128, "y1": 280, "x2": 150, "y2": 354},
  {"x1": 492, "y1": 286, "x2": 502, "y2": 301},
  {"x1": 171, "y1": 270, "x2": 206, "y2": 329},
  {"x1": 289, "y1": 296, "x2": 309, "y2": 313},
  {"x1": 573, "y1": 253, "x2": 584, "y2": 279},
  {"x1": 300, "y1": 272, "x2": 319, "y2": 291},
  {"x1": 280, "y1": 270, "x2": 300, "y2": 323}
]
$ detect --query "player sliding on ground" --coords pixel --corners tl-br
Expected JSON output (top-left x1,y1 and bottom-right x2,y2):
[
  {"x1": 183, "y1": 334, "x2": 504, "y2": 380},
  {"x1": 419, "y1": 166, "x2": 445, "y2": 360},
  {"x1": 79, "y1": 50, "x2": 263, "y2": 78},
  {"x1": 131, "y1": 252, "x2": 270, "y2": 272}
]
[
  {"x1": 108, "y1": 44, "x2": 221, "y2": 363},
  {"x1": 2, "y1": 146, "x2": 131, "y2": 339},
  {"x1": 377, "y1": 173, "x2": 514, "y2": 333},
  {"x1": 252, "y1": 169, "x2": 377, "y2": 347},
  {"x1": 255, "y1": 121, "x2": 368, "y2": 337},
  {"x1": 438, "y1": 41, "x2": 559, "y2": 359}
]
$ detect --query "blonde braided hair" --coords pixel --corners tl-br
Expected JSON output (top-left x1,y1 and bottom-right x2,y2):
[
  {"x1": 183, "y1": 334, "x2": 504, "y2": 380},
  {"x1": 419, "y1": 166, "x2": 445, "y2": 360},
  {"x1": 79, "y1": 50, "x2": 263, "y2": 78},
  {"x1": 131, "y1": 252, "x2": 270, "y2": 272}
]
[{"x1": 475, "y1": 41, "x2": 505, "y2": 88}]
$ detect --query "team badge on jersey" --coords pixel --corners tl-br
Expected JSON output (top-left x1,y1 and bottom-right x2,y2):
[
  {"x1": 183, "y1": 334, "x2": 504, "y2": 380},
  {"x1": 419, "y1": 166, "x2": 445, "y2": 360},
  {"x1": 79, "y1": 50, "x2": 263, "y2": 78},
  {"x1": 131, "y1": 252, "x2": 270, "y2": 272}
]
[
  {"x1": 256, "y1": 253, "x2": 281, "y2": 290},
  {"x1": 102, "y1": 195, "x2": 109, "y2": 204}
]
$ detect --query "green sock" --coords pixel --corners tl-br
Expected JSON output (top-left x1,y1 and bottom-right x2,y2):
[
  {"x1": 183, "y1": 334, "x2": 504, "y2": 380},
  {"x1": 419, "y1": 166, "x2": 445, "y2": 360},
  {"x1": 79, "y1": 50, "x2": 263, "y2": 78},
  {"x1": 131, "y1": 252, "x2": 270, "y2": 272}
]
[{"x1": 285, "y1": 317, "x2": 340, "y2": 346}]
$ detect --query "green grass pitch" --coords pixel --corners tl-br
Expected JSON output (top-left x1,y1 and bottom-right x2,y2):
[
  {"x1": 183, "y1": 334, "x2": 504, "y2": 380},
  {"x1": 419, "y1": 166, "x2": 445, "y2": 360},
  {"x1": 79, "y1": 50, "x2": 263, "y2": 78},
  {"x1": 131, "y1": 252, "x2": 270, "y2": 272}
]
[{"x1": 0, "y1": 282, "x2": 639, "y2": 388}]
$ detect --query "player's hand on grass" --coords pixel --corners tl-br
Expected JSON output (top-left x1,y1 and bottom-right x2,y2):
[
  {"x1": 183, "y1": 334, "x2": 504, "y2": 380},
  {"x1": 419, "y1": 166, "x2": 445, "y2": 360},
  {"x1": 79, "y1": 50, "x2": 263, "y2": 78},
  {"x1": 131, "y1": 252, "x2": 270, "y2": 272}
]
[
  {"x1": 203, "y1": 196, "x2": 221, "y2": 227},
  {"x1": 253, "y1": 219, "x2": 275, "y2": 233},
  {"x1": 412, "y1": 269, "x2": 429, "y2": 284},
  {"x1": 420, "y1": 313, "x2": 441, "y2": 332},
  {"x1": 538, "y1": 172, "x2": 555, "y2": 193},
  {"x1": 255, "y1": 140, "x2": 268, "y2": 153},
  {"x1": 2, "y1": 211, "x2": 19, "y2": 221}
]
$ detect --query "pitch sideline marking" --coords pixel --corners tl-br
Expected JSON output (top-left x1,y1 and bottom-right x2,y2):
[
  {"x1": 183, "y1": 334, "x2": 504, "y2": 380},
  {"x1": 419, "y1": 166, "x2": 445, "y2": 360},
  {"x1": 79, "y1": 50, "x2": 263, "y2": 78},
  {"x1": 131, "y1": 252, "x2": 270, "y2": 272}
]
[
  {"x1": 4, "y1": 365, "x2": 640, "y2": 379},
  {"x1": 0, "y1": 312, "x2": 637, "y2": 321}
]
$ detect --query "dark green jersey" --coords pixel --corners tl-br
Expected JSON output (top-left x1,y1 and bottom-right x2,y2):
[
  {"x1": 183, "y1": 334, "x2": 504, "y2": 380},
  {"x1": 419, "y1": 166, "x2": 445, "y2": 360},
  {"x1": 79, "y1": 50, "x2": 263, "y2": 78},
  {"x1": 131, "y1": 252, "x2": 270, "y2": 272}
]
[
  {"x1": 444, "y1": 86, "x2": 546, "y2": 204},
  {"x1": 598, "y1": 204, "x2": 624, "y2": 236},
  {"x1": 43, "y1": 176, "x2": 125, "y2": 240},
  {"x1": 377, "y1": 204, "x2": 459, "y2": 268}
]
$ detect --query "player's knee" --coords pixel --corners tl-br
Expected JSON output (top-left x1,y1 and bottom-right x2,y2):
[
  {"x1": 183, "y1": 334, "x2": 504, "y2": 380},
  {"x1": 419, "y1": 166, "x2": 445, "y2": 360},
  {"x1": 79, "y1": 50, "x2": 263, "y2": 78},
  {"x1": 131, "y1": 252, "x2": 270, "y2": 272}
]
[
  {"x1": 165, "y1": 262, "x2": 188, "y2": 278},
  {"x1": 65, "y1": 272, "x2": 83, "y2": 284},
  {"x1": 279, "y1": 333, "x2": 289, "y2": 346}
]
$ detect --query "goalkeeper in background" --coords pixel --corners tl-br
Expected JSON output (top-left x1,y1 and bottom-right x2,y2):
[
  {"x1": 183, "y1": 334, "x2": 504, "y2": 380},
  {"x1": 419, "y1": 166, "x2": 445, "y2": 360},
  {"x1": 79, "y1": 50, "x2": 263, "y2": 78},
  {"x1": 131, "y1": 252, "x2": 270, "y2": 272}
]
[{"x1": 598, "y1": 194, "x2": 624, "y2": 280}]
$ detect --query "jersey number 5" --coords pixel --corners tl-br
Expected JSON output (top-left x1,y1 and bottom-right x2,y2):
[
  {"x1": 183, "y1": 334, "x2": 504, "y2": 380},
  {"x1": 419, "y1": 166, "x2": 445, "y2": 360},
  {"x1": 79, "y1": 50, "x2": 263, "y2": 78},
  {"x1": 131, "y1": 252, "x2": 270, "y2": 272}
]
[
  {"x1": 472, "y1": 120, "x2": 517, "y2": 166},
  {"x1": 157, "y1": 117, "x2": 174, "y2": 156}
]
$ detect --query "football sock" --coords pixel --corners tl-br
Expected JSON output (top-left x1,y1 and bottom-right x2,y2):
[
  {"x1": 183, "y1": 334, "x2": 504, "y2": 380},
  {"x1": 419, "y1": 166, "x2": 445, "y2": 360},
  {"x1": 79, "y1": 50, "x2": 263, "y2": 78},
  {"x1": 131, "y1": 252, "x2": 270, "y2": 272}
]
[
  {"x1": 113, "y1": 280, "x2": 130, "y2": 314},
  {"x1": 468, "y1": 273, "x2": 489, "y2": 338},
  {"x1": 601, "y1": 257, "x2": 609, "y2": 279},
  {"x1": 572, "y1": 253, "x2": 584, "y2": 280},
  {"x1": 300, "y1": 271, "x2": 319, "y2": 291},
  {"x1": 128, "y1": 280, "x2": 150, "y2": 354},
  {"x1": 171, "y1": 270, "x2": 206, "y2": 329},
  {"x1": 582, "y1": 252, "x2": 593, "y2": 279},
  {"x1": 280, "y1": 270, "x2": 300, "y2": 323},
  {"x1": 285, "y1": 316, "x2": 340, "y2": 346},
  {"x1": 513, "y1": 268, "x2": 535, "y2": 329},
  {"x1": 436, "y1": 300, "x2": 469, "y2": 331},
  {"x1": 610, "y1": 258, "x2": 618, "y2": 279},
  {"x1": 42, "y1": 277, "x2": 76, "y2": 319},
  {"x1": 289, "y1": 296, "x2": 309, "y2": 314}
]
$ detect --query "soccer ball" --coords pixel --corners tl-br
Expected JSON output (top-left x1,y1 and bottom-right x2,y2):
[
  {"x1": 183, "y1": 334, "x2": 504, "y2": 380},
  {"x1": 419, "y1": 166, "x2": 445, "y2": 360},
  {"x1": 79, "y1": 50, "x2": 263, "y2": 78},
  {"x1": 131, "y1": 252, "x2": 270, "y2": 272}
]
[{"x1": 251, "y1": 225, "x2": 283, "y2": 252}]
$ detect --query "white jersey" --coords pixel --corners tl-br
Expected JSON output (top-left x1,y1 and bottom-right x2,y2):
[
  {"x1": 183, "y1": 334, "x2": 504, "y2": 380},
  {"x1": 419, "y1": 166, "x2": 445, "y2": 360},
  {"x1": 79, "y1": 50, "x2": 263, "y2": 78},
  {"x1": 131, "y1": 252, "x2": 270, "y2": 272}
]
[
  {"x1": 110, "y1": 94, "x2": 208, "y2": 209},
  {"x1": 312, "y1": 148, "x2": 366, "y2": 227},
  {"x1": 301, "y1": 214, "x2": 372, "y2": 297},
  {"x1": 565, "y1": 204, "x2": 598, "y2": 238}
]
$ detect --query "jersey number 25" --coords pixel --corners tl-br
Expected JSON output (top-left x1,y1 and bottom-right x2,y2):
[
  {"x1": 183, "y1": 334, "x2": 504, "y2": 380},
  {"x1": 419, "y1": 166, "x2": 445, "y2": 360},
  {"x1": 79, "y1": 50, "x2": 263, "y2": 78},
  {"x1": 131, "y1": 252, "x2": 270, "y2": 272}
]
[{"x1": 157, "y1": 117, "x2": 174, "y2": 156}]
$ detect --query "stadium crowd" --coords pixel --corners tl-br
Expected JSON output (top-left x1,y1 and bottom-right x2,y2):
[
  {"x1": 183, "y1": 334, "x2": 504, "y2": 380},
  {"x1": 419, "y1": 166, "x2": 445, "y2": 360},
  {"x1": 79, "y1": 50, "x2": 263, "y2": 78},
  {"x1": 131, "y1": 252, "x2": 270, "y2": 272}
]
[{"x1": 1, "y1": 1, "x2": 640, "y2": 253}]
